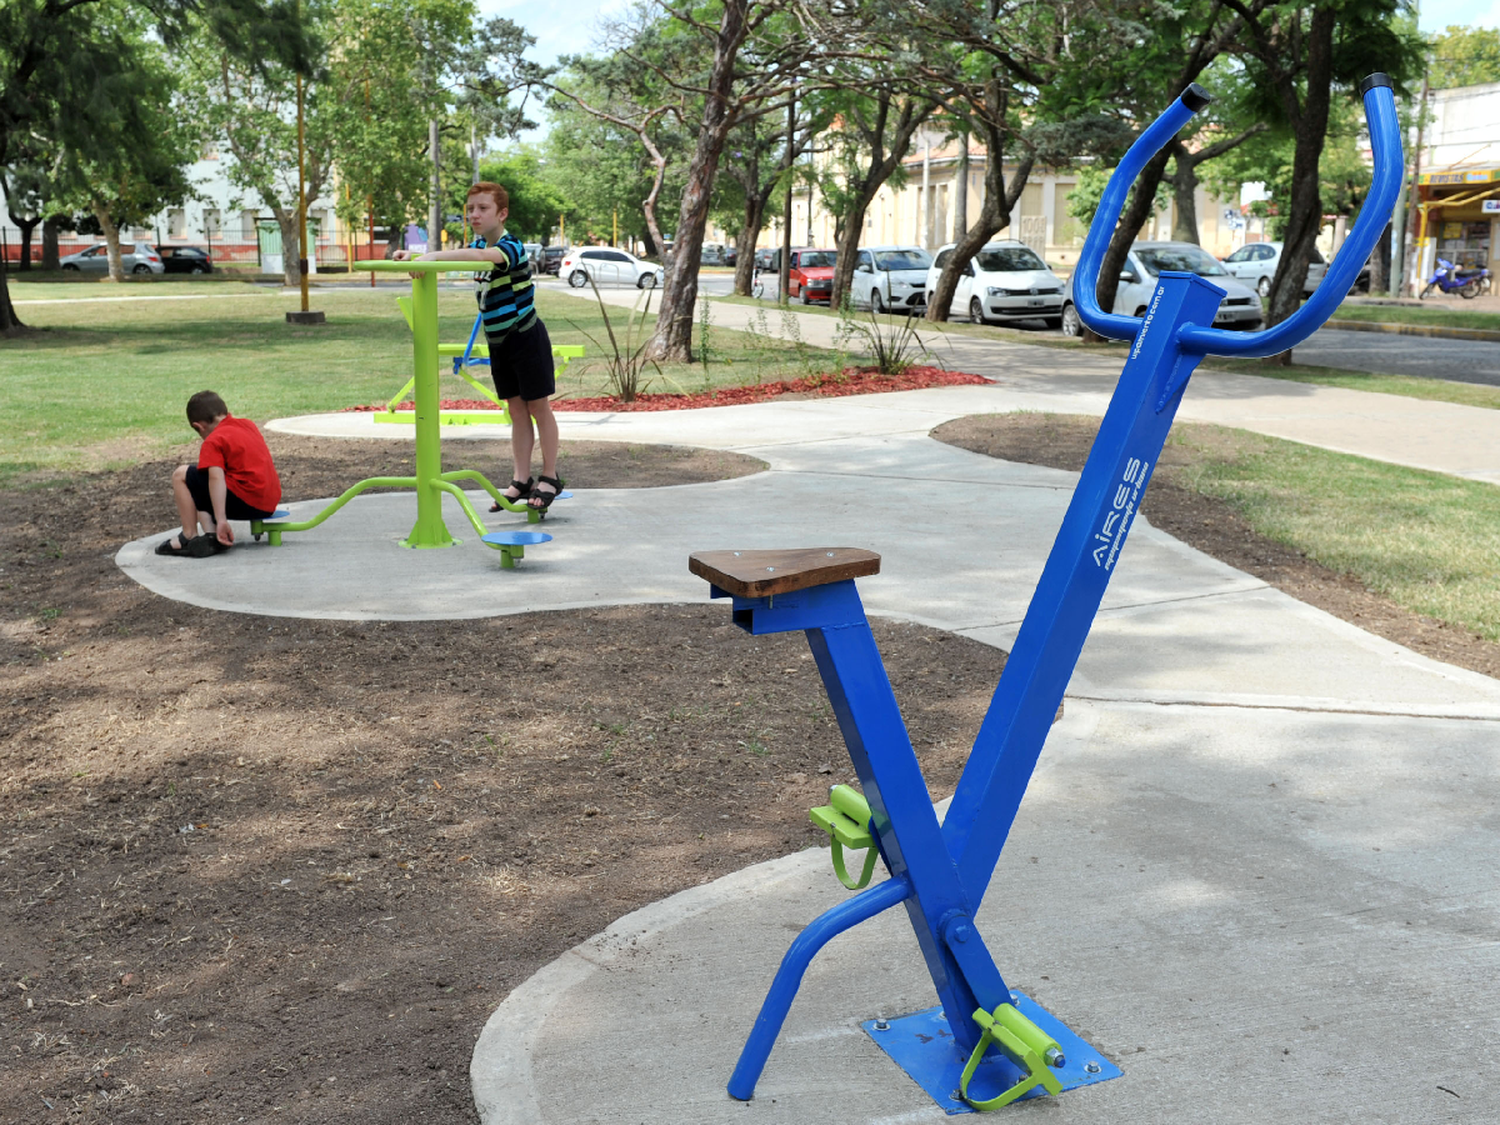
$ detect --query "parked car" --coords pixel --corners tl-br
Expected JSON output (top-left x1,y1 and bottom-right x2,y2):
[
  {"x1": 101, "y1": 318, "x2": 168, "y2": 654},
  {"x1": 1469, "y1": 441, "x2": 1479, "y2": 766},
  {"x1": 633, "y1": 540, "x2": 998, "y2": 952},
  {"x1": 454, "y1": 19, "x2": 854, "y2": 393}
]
[
  {"x1": 700, "y1": 243, "x2": 727, "y2": 267},
  {"x1": 1220, "y1": 240, "x2": 1326, "y2": 297},
  {"x1": 540, "y1": 245, "x2": 565, "y2": 275},
  {"x1": 753, "y1": 247, "x2": 776, "y2": 272},
  {"x1": 560, "y1": 246, "x2": 664, "y2": 289},
  {"x1": 925, "y1": 241, "x2": 1065, "y2": 326},
  {"x1": 59, "y1": 241, "x2": 164, "y2": 274},
  {"x1": 156, "y1": 245, "x2": 214, "y2": 274},
  {"x1": 1060, "y1": 240, "x2": 1262, "y2": 337},
  {"x1": 787, "y1": 248, "x2": 837, "y2": 304},
  {"x1": 852, "y1": 245, "x2": 933, "y2": 313},
  {"x1": 724, "y1": 245, "x2": 737, "y2": 267},
  {"x1": 523, "y1": 242, "x2": 543, "y2": 270}
]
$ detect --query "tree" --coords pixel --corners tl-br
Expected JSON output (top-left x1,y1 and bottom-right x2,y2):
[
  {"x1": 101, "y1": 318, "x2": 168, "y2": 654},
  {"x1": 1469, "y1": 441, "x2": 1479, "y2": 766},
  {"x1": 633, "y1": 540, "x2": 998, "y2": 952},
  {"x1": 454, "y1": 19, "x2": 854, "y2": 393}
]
[
  {"x1": 1225, "y1": 0, "x2": 1424, "y2": 347},
  {"x1": 718, "y1": 104, "x2": 821, "y2": 295},
  {"x1": 816, "y1": 85, "x2": 939, "y2": 308},
  {"x1": 909, "y1": 0, "x2": 1136, "y2": 324},
  {"x1": 0, "y1": 0, "x2": 310, "y2": 332},
  {"x1": 636, "y1": 0, "x2": 814, "y2": 362},
  {"x1": 1430, "y1": 24, "x2": 1500, "y2": 88},
  {"x1": 185, "y1": 0, "x2": 474, "y2": 287},
  {"x1": 1055, "y1": 0, "x2": 1263, "y2": 334}
]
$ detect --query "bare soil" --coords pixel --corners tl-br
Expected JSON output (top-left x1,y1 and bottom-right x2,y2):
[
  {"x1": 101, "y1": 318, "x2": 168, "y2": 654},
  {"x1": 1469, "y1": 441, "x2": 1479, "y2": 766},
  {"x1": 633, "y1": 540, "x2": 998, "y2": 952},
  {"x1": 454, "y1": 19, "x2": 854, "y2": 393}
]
[
  {"x1": 0, "y1": 434, "x2": 1007, "y2": 1124},
  {"x1": 5, "y1": 416, "x2": 1493, "y2": 1125}
]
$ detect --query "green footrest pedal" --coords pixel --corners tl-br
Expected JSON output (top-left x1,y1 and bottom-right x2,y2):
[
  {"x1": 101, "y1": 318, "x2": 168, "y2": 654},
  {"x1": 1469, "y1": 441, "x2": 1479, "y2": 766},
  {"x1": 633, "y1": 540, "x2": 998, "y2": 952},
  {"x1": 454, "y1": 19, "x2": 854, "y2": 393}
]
[
  {"x1": 809, "y1": 785, "x2": 879, "y2": 889},
  {"x1": 960, "y1": 1003, "x2": 1066, "y2": 1110}
]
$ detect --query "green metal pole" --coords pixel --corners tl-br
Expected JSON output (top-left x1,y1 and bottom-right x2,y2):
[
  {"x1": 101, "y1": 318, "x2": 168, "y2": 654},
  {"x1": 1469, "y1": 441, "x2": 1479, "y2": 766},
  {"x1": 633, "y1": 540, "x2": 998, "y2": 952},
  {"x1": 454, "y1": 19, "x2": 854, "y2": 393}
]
[{"x1": 403, "y1": 268, "x2": 452, "y2": 548}]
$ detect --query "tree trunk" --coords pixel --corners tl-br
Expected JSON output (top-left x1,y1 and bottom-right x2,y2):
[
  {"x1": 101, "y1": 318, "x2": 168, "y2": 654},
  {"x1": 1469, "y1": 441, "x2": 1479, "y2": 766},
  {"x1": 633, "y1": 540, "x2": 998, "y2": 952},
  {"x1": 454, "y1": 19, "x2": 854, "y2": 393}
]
[
  {"x1": 734, "y1": 189, "x2": 768, "y2": 296},
  {"x1": 926, "y1": 147, "x2": 1035, "y2": 320},
  {"x1": 1369, "y1": 219, "x2": 1391, "y2": 294},
  {"x1": 645, "y1": 0, "x2": 752, "y2": 363},
  {"x1": 1262, "y1": 6, "x2": 1336, "y2": 363},
  {"x1": 8, "y1": 214, "x2": 38, "y2": 269},
  {"x1": 276, "y1": 208, "x2": 303, "y2": 288},
  {"x1": 94, "y1": 204, "x2": 126, "y2": 282},
  {"x1": 953, "y1": 137, "x2": 969, "y2": 247},
  {"x1": 1091, "y1": 146, "x2": 1175, "y2": 329},
  {"x1": 42, "y1": 218, "x2": 59, "y2": 270},
  {"x1": 829, "y1": 94, "x2": 933, "y2": 308},
  {"x1": 0, "y1": 250, "x2": 21, "y2": 334},
  {"x1": 1168, "y1": 139, "x2": 1200, "y2": 245}
]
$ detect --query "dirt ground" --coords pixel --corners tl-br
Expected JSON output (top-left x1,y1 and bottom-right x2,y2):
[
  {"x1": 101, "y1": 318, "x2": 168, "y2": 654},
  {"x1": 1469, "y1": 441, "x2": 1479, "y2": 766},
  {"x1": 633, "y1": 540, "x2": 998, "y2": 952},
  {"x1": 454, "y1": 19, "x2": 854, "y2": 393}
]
[{"x1": 4, "y1": 418, "x2": 1494, "y2": 1124}]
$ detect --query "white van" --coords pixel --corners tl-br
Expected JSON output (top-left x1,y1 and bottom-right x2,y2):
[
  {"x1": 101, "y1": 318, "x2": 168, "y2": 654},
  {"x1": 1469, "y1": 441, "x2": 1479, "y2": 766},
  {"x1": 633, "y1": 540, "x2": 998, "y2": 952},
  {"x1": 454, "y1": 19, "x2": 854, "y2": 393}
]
[
  {"x1": 925, "y1": 241, "x2": 1066, "y2": 326},
  {"x1": 851, "y1": 246, "x2": 933, "y2": 312}
]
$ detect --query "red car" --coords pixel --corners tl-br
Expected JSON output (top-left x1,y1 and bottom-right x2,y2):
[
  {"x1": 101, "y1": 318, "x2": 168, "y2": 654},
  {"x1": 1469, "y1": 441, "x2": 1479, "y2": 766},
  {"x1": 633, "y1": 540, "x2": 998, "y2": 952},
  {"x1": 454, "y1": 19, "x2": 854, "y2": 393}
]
[{"x1": 788, "y1": 248, "x2": 837, "y2": 304}]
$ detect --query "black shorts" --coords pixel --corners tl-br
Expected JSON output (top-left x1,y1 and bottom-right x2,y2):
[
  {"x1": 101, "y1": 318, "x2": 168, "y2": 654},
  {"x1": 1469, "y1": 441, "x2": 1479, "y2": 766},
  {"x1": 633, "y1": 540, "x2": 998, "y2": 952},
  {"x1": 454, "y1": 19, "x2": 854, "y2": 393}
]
[
  {"x1": 185, "y1": 465, "x2": 277, "y2": 520},
  {"x1": 487, "y1": 319, "x2": 556, "y2": 403}
]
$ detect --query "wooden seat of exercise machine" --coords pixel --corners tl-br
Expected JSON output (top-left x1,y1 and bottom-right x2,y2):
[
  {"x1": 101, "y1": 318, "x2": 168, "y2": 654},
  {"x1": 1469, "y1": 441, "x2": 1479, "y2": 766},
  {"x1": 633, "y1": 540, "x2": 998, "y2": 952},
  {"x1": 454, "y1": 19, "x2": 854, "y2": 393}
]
[{"x1": 688, "y1": 548, "x2": 881, "y2": 598}]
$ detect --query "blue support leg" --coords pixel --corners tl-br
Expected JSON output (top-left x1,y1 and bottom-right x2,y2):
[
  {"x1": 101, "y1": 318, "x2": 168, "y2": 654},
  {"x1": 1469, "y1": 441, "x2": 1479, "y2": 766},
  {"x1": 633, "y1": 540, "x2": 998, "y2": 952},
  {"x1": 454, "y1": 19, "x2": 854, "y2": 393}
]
[{"x1": 728, "y1": 875, "x2": 912, "y2": 1101}]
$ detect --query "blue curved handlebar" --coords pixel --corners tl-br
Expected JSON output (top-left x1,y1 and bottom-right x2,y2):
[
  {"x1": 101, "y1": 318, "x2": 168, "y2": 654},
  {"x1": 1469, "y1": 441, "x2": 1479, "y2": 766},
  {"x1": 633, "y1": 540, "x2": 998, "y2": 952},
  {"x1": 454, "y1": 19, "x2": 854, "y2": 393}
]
[{"x1": 1074, "y1": 75, "x2": 1403, "y2": 358}]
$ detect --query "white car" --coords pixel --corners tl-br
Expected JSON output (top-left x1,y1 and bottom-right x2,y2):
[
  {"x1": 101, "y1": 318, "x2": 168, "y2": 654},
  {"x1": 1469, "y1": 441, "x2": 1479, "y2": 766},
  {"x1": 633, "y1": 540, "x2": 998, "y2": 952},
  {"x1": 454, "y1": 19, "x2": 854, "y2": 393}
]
[
  {"x1": 560, "y1": 247, "x2": 663, "y2": 289},
  {"x1": 852, "y1": 245, "x2": 933, "y2": 313},
  {"x1": 59, "y1": 241, "x2": 165, "y2": 274},
  {"x1": 1060, "y1": 240, "x2": 1263, "y2": 337},
  {"x1": 1220, "y1": 241, "x2": 1327, "y2": 297},
  {"x1": 925, "y1": 241, "x2": 1066, "y2": 326}
]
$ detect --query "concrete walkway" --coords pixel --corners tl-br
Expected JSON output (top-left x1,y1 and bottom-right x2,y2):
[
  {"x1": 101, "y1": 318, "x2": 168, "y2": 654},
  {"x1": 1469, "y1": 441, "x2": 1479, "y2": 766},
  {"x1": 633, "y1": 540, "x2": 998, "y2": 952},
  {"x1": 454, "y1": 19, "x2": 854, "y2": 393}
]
[{"x1": 111, "y1": 316, "x2": 1500, "y2": 1124}]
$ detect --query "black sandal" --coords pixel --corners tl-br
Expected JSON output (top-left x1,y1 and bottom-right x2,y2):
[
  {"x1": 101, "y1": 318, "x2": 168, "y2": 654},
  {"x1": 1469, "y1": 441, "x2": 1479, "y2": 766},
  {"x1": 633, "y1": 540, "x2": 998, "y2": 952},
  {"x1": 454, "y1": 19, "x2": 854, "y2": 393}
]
[
  {"x1": 528, "y1": 474, "x2": 564, "y2": 512},
  {"x1": 155, "y1": 533, "x2": 215, "y2": 558},
  {"x1": 489, "y1": 477, "x2": 533, "y2": 512}
]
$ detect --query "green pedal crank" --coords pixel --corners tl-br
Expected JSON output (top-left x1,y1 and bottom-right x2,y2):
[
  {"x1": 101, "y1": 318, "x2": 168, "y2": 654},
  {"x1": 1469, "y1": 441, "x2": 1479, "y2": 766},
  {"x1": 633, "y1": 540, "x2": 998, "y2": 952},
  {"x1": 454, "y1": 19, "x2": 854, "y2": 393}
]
[
  {"x1": 960, "y1": 1003, "x2": 1066, "y2": 1110},
  {"x1": 809, "y1": 785, "x2": 879, "y2": 890}
]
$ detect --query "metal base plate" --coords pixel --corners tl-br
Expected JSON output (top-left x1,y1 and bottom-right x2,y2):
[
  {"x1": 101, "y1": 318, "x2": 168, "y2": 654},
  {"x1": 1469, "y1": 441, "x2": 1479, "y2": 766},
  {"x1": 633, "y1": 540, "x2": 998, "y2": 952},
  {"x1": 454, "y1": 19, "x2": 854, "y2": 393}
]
[{"x1": 863, "y1": 992, "x2": 1121, "y2": 1115}]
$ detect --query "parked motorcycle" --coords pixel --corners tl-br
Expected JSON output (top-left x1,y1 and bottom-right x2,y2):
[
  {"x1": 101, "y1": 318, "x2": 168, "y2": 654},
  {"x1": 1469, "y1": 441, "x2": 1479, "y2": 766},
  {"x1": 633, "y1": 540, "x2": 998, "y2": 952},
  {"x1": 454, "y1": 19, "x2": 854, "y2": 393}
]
[{"x1": 1419, "y1": 257, "x2": 1491, "y2": 299}]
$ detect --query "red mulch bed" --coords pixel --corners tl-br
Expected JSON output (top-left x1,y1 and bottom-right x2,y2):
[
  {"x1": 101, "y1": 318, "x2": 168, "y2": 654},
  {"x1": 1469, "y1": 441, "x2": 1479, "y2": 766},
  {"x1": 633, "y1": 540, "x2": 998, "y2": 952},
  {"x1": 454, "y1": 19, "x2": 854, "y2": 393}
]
[{"x1": 341, "y1": 366, "x2": 989, "y2": 415}]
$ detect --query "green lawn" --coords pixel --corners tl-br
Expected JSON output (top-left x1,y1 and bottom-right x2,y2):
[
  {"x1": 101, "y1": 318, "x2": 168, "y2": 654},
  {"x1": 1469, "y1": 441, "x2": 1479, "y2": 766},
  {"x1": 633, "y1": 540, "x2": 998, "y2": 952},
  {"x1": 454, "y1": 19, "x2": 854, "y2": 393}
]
[
  {"x1": 0, "y1": 284, "x2": 839, "y2": 483},
  {"x1": 1167, "y1": 423, "x2": 1500, "y2": 642},
  {"x1": 1331, "y1": 301, "x2": 1500, "y2": 333}
]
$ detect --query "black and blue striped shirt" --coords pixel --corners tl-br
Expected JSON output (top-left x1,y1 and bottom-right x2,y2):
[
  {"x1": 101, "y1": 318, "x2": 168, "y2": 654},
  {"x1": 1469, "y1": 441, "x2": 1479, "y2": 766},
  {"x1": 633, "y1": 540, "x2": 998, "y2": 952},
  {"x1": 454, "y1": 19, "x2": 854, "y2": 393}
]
[{"x1": 472, "y1": 233, "x2": 537, "y2": 342}]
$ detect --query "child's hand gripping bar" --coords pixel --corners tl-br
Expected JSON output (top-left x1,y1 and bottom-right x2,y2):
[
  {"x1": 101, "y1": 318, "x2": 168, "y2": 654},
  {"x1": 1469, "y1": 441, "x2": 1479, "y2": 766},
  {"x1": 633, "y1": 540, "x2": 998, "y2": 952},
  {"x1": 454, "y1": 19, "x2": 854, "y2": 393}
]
[{"x1": 1073, "y1": 74, "x2": 1403, "y2": 358}]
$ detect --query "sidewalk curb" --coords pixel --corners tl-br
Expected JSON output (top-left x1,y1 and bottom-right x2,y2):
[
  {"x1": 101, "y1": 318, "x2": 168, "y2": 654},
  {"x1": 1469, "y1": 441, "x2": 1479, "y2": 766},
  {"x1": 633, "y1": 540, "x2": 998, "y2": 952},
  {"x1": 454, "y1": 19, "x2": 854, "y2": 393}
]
[{"x1": 1326, "y1": 318, "x2": 1500, "y2": 343}]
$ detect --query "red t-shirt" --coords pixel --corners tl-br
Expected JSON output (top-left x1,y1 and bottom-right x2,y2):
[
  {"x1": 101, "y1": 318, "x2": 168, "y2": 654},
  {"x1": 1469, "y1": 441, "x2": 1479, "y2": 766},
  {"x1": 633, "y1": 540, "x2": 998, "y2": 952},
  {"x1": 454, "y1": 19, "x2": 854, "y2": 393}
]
[{"x1": 197, "y1": 415, "x2": 281, "y2": 511}]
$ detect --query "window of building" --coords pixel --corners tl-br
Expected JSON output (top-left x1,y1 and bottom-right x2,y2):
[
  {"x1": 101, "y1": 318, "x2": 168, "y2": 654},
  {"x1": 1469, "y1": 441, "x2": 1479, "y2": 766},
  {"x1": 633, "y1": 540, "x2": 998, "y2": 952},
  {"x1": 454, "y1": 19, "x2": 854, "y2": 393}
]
[
  {"x1": 204, "y1": 209, "x2": 221, "y2": 238},
  {"x1": 242, "y1": 210, "x2": 258, "y2": 241},
  {"x1": 168, "y1": 209, "x2": 186, "y2": 239}
]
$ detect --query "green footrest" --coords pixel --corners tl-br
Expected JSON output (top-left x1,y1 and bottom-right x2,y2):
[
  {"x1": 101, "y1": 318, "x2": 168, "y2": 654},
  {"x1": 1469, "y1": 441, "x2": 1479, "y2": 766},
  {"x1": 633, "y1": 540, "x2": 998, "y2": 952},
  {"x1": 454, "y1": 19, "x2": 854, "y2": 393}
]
[
  {"x1": 960, "y1": 1003, "x2": 1066, "y2": 1110},
  {"x1": 809, "y1": 785, "x2": 879, "y2": 889}
]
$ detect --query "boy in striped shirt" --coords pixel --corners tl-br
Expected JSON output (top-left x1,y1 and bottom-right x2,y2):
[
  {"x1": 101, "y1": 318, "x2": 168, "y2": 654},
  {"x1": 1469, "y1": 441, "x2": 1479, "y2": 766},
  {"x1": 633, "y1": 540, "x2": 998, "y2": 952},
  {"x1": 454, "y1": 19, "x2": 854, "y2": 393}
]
[{"x1": 396, "y1": 182, "x2": 562, "y2": 510}]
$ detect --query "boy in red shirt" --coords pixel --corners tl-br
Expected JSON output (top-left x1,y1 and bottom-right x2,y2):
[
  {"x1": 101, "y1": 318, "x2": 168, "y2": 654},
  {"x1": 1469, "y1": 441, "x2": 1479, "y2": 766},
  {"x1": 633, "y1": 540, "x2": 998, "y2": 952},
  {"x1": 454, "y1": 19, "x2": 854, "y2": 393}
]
[{"x1": 157, "y1": 391, "x2": 282, "y2": 558}]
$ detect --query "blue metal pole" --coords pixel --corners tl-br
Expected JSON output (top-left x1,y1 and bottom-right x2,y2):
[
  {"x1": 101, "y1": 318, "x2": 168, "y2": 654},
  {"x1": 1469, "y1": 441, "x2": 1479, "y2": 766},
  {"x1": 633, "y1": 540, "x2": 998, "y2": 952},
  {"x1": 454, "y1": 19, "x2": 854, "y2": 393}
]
[{"x1": 728, "y1": 875, "x2": 912, "y2": 1101}]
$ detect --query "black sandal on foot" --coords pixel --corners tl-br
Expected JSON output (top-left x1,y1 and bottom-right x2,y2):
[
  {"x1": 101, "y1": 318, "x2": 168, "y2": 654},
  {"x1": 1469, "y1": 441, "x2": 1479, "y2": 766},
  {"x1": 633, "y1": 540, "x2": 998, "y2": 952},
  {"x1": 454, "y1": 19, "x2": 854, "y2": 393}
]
[
  {"x1": 155, "y1": 533, "x2": 215, "y2": 558},
  {"x1": 527, "y1": 474, "x2": 564, "y2": 512},
  {"x1": 489, "y1": 477, "x2": 533, "y2": 512}
]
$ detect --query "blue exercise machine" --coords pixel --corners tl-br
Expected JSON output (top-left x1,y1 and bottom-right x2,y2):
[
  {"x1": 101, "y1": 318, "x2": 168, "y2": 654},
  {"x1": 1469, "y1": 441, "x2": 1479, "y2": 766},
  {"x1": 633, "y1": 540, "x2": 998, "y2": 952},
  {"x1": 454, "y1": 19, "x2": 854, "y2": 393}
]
[{"x1": 689, "y1": 75, "x2": 1403, "y2": 1112}]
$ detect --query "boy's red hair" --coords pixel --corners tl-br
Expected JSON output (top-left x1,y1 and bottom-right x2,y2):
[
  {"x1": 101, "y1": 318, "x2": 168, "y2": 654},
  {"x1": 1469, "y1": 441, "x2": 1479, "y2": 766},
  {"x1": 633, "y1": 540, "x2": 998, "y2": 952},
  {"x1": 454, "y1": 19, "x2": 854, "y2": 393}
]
[{"x1": 467, "y1": 181, "x2": 509, "y2": 211}]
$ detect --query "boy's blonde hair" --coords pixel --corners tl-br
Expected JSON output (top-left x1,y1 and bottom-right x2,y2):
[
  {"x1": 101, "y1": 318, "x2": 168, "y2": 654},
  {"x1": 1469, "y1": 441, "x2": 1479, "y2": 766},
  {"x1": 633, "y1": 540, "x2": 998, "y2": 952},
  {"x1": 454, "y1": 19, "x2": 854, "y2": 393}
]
[
  {"x1": 467, "y1": 181, "x2": 509, "y2": 212},
  {"x1": 187, "y1": 390, "x2": 228, "y2": 425}
]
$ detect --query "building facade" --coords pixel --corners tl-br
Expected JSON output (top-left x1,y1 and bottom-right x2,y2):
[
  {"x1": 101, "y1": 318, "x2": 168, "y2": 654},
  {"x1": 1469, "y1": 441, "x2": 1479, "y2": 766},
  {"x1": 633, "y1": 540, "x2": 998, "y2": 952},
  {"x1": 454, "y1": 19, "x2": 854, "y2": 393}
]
[{"x1": 1411, "y1": 80, "x2": 1500, "y2": 287}]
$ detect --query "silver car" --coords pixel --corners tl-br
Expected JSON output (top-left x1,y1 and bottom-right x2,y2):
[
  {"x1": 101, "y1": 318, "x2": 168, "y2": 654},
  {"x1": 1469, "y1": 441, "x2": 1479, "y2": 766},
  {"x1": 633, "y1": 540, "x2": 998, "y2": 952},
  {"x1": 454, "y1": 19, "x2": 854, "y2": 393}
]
[
  {"x1": 59, "y1": 241, "x2": 165, "y2": 274},
  {"x1": 1221, "y1": 240, "x2": 1327, "y2": 297},
  {"x1": 1060, "y1": 240, "x2": 1262, "y2": 336},
  {"x1": 853, "y1": 246, "x2": 933, "y2": 313}
]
